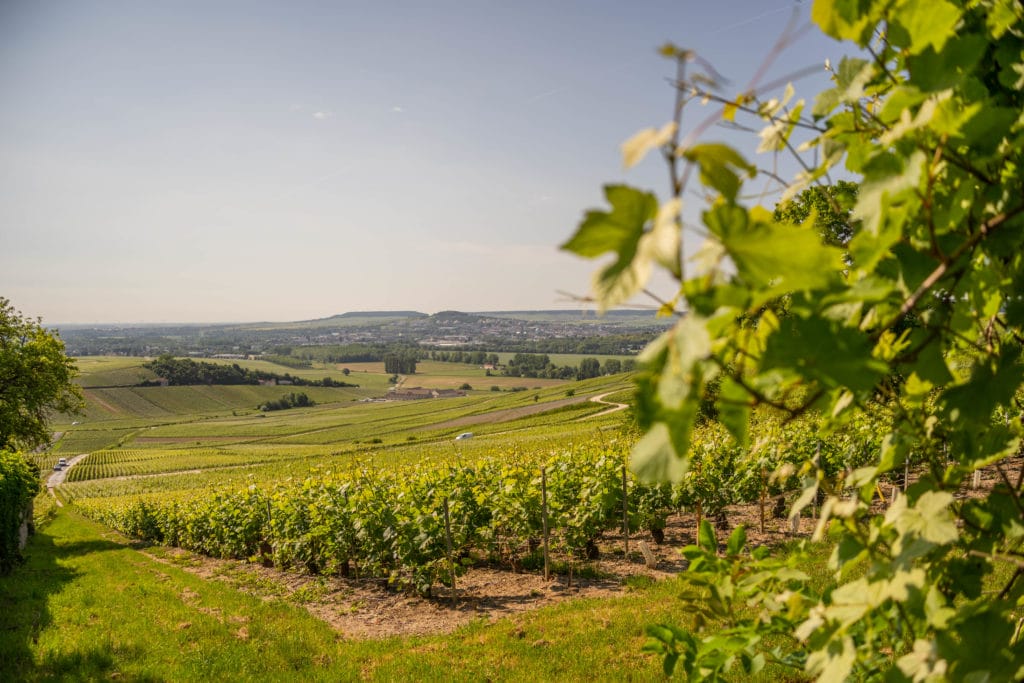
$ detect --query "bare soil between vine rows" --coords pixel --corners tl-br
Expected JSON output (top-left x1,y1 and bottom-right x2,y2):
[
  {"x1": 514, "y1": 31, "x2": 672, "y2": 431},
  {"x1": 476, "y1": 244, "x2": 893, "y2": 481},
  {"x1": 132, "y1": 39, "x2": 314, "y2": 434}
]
[
  {"x1": 144, "y1": 506, "x2": 807, "y2": 640},
  {"x1": 141, "y1": 457, "x2": 1018, "y2": 640}
]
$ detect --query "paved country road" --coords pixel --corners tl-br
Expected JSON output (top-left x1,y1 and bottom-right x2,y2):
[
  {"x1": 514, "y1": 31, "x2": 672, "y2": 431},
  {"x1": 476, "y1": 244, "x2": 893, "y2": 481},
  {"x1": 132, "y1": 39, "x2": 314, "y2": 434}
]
[{"x1": 47, "y1": 452, "x2": 90, "y2": 489}]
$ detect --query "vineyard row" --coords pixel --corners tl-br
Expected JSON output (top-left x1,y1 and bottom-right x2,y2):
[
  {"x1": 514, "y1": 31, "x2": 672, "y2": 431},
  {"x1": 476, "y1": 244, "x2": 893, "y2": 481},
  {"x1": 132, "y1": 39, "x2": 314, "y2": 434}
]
[{"x1": 76, "y1": 418, "x2": 882, "y2": 594}]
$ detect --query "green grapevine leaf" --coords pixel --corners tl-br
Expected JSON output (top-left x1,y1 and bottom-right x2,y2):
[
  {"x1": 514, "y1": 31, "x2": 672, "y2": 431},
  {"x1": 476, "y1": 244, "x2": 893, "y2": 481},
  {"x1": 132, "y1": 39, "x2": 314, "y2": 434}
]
[
  {"x1": 682, "y1": 143, "x2": 755, "y2": 201},
  {"x1": 892, "y1": 0, "x2": 962, "y2": 55},
  {"x1": 697, "y1": 519, "x2": 717, "y2": 553},
  {"x1": 707, "y1": 205, "x2": 844, "y2": 298},
  {"x1": 812, "y1": 0, "x2": 875, "y2": 44},
  {"x1": 631, "y1": 423, "x2": 689, "y2": 483},
  {"x1": 726, "y1": 525, "x2": 746, "y2": 556},
  {"x1": 561, "y1": 184, "x2": 656, "y2": 258}
]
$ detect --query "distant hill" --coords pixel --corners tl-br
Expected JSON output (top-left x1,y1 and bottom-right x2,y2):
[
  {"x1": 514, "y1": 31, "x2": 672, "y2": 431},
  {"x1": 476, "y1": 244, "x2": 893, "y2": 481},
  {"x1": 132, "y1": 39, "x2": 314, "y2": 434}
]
[
  {"x1": 301, "y1": 311, "x2": 427, "y2": 323},
  {"x1": 58, "y1": 307, "x2": 673, "y2": 357},
  {"x1": 478, "y1": 309, "x2": 664, "y2": 323},
  {"x1": 335, "y1": 311, "x2": 427, "y2": 319}
]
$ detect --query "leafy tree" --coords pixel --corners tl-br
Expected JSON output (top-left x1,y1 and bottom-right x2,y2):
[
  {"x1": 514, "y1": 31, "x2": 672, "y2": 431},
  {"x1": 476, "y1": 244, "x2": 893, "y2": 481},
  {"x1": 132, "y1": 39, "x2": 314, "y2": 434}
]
[
  {"x1": 0, "y1": 298, "x2": 82, "y2": 451},
  {"x1": 504, "y1": 353, "x2": 553, "y2": 378},
  {"x1": 383, "y1": 351, "x2": 417, "y2": 374},
  {"x1": 259, "y1": 392, "x2": 315, "y2": 412},
  {"x1": 564, "y1": 0, "x2": 1024, "y2": 679},
  {"x1": 577, "y1": 357, "x2": 601, "y2": 380},
  {"x1": 143, "y1": 356, "x2": 355, "y2": 388},
  {"x1": 603, "y1": 358, "x2": 622, "y2": 375},
  {"x1": 772, "y1": 179, "x2": 859, "y2": 248}
]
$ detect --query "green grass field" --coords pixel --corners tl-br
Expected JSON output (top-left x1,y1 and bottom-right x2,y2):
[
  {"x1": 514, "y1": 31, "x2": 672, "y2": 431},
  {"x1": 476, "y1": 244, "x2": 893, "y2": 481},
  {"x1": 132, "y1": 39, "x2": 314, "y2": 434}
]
[
  {"x1": 3, "y1": 506, "x2": 834, "y2": 682},
  {"x1": 73, "y1": 356, "x2": 160, "y2": 387}
]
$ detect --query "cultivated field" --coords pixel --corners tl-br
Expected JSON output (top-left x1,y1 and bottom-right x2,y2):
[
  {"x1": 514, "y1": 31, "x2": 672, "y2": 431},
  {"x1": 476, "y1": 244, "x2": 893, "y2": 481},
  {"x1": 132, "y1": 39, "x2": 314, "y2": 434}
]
[
  {"x1": 10, "y1": 354, "x2": 740, "y2": 681},
  {"x1": 11, "y1": 351, "x2": 973, "y2": 681}
]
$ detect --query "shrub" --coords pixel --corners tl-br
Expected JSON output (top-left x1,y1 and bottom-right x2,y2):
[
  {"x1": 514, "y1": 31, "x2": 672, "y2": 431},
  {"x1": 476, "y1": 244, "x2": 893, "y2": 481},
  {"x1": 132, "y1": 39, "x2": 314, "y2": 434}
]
[{"x1": 0, "y1": 451, "x2": 41, "y2": 574}]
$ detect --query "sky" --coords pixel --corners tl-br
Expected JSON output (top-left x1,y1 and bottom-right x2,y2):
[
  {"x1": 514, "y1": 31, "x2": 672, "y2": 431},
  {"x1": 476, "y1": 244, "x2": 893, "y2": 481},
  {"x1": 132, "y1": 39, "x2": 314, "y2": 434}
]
[{"x1": 0, "y1": 0, "x2": 852, "y2": 324}]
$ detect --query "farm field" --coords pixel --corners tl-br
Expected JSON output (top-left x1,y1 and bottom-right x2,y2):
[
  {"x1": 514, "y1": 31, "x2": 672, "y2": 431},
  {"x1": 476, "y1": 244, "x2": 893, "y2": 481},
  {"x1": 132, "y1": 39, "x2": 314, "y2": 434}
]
[
  {"x1": 17, "y1": 348, "x2": 1002, "y2": 681},
  {"x1": 16, "y1": 353, "x2": 885, "y2": 680},
  {"x1": 5, "y1": 352, "x2": 729, "y2": 680},
  {"x1": 47, "y1": 356, "x2": 629, "y2": 456},
  {"x1": 73, "y1": 355, "x2": 160, "y2": 387}
]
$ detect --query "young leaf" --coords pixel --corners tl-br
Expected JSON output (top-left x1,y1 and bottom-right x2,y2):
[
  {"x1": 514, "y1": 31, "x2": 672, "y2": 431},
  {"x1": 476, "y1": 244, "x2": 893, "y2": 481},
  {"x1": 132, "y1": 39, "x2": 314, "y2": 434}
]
[
  {"x1": 697, "y1": 519, "x2": 717, "y2": 553},
  {"x1": 621, "y1": 122, "x2": 677, "y2": 169},
  {"x1": 726, "y1": 525, "x2": 747, "y2": 556},
  {"x1": 561, "y1": 184, "x2": 658, "y2": 310}
]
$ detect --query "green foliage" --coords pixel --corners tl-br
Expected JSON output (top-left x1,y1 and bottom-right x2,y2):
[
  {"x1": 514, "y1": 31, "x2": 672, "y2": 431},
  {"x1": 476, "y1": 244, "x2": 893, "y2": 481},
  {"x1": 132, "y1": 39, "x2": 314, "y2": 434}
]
[
  {"x1": 77, "y1": 440, "x2": 668, "y2": 594},
  {"x1": 259, "y1": 392, "x2": 315, "y2": 412},
  {"x1": 504, "y1": 353, "x2": 556, "y2": 378},
  {"x1": 144, "y1": 355, "x2": 357, "y2": 388},
  {"x1": 773, "y1": 179, "x2": 859, "y2": 248},
  {"x1": 565, "y1": 0, "x2": 1024, "y2": 679},
  {"x1": 383, "y1": 350, "x2": 418, "y2": 374},
  {"x1": 0, "y1": 298, "x2": 83, "y2": 451},
  {"x1": 0, "y1": 451, "x2": 41, "y2": 574},
  {"x1": 577, "y1": 357, "x2": 601, "y2": 380}
]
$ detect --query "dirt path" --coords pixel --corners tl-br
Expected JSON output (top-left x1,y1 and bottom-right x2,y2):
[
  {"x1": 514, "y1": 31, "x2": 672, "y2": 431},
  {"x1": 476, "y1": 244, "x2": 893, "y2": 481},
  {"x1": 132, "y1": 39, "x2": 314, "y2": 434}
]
[{"x1": 576, "y1": 391, "x2": 629, "y2": 420}]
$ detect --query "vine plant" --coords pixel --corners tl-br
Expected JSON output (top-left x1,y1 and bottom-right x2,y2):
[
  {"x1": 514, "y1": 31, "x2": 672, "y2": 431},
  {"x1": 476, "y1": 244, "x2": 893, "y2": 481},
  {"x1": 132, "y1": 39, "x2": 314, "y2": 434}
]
[{"x1": 562, "y1": 0, "x2": 1024, "y2": 679}]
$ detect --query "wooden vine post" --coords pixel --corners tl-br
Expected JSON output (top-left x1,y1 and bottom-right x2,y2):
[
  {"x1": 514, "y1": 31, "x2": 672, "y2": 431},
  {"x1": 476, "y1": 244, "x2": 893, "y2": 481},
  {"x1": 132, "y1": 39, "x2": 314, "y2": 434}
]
[
  {"x1": 695, "y1": 459, "x2": 703, "y2": 531},
  {"x1": 541, "y1": 467, "x2": 550, "y2": 581},
  {"x1": 443, "y1": 497, "x2": 456, "y2": 605},
  {"x1": 622, "y1": 463, "x2": 629, "y2": 558},
  {"x1": 759, "y1": 464, "x2": 766, "y2": 534}
]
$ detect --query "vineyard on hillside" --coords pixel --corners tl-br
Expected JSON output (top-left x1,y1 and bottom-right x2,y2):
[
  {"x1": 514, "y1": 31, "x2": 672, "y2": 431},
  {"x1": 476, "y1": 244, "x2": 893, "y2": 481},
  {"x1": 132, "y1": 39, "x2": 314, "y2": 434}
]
[{"x1": 74, "y1": 411, "x2": 883, "y2": 595}]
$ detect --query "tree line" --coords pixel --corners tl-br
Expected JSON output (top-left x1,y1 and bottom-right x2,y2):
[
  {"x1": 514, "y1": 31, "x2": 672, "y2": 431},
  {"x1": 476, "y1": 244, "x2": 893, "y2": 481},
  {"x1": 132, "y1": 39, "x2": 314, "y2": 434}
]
[
  {"x1": 382, "y1": 350, "x2": 418, "y2": 374},
  {"x1": 142, "y1": 355, "x2": 357, "y2": 388},
  {"x1": 501, "y1": 353, "x2": 635, "y2": 380},
  {"x1": 258, "y1": 392, "x2": 315, "y2": 412}
]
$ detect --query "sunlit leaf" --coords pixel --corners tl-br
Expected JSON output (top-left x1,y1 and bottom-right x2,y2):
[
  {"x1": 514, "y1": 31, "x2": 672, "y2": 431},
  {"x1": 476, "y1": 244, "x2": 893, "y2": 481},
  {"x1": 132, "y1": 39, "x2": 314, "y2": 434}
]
[
  {"x1": 631, "y1": 423, "x2": 689, "y2": 483},
  {"x1": 621, "y1": 122, "x2": 677, "y2": 169}
]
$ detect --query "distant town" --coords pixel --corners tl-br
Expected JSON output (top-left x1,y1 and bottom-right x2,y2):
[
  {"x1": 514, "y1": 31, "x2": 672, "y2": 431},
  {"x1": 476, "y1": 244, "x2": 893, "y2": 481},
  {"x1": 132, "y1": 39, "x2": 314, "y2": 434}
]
[{"x1": 56, "y1": 309, "x2": 675, "y2": 359}]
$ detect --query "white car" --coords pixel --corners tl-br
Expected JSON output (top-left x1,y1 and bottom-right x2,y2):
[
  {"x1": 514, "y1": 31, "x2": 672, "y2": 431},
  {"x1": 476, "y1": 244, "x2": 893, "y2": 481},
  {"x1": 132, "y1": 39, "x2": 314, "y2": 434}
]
[{"x1": 454, "y1": 432, "x2": 474, "y2": 441}]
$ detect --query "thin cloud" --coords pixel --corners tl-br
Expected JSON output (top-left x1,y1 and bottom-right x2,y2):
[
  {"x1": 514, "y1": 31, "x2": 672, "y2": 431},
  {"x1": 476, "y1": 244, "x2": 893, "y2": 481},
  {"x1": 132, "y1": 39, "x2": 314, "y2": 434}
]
[
  {"x1": 312, "y1": 111, "x2": 333, "y2": 120},
  {"x1": 526, "y1": 87, "x2": 566, "y2": 102},
  {"x1": 391, "y1": 105, "x2": 405, "y2": 113}
]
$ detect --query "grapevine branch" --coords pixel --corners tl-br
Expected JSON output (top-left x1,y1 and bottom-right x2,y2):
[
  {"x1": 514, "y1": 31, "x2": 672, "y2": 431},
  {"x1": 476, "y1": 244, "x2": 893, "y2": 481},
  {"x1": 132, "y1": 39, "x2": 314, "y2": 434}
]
[{"x1": 883, "y1": 201, "x2": 1024, "y2": 331}]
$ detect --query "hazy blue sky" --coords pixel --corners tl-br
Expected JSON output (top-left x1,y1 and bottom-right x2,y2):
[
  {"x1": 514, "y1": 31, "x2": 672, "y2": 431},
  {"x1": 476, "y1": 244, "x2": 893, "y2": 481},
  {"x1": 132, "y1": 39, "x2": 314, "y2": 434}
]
[{"x1": 1, "y1": 0, "x2": 849, "y2": 323}]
